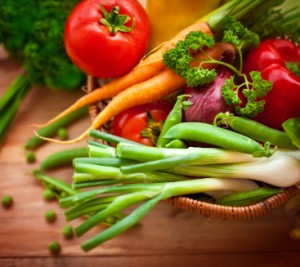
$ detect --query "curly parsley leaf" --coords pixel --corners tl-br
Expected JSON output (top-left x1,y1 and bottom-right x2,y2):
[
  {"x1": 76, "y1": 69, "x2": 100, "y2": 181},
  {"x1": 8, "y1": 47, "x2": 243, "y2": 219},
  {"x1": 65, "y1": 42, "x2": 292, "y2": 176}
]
[
  {"x1": 222, "y1": 71, "x2": 272, "y2": 118},
  {"x1": 184, "y1": 68, "x2": 217, "y2": 88},
  {"x1": 223, "y1": 17, "x2": 260, "y2": 50},
  {"x1": 221, "y1": 76, "x2": 241, "y2": 106},
  {"x1": 163, "y1": 31, "x2": 216, "y2": 87}
]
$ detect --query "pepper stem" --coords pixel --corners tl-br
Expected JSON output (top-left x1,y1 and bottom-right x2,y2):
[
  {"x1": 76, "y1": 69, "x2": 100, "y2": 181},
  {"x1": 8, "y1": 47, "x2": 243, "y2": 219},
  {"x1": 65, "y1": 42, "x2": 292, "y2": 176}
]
[{"x1": 100, "y1": 5, "x2": 136, "y2": 35}]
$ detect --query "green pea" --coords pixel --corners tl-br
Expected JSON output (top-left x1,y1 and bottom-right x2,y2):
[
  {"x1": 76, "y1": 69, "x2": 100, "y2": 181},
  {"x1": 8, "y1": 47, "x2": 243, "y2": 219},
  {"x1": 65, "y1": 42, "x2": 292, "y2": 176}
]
[
  {"x1": 62, "y1": 225, "x2": 74, "y2": 239},
  {"x1": 45, "y1": 210, "x2": 57, "y2": 223},
  {"x1": 43, "y1": 189, "x2": 55, "y2": 201},
  {"x1": 26, "y1": 151, "x2": 36, "y2": 163},
  {"x1": 57, "y1": 128, "x2": 68, "y2": 140},
  {"x1": 48, "y1": 242, "x2": 61, "y2": 254},
  {"x1": 2, "y1": 195, "x2": 13, "y2": 208}
]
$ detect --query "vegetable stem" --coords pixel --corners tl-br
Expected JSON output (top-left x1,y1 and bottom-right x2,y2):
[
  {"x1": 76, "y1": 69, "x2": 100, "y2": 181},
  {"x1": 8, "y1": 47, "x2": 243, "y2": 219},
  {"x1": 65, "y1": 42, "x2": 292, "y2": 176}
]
[{"x1": 0, "y1": 74, "x2": 31, "y2": 148}]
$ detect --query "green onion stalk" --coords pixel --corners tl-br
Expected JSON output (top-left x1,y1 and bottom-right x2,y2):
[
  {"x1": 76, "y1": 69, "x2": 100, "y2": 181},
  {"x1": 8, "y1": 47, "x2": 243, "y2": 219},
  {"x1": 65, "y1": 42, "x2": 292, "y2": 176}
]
[{"x1": 61, "y1": 177, "x2": 260, "y2": 252}]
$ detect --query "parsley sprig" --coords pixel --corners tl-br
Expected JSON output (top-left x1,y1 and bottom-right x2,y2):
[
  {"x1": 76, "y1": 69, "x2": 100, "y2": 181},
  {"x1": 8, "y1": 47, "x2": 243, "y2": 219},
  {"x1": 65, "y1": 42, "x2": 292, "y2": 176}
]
[
  {"x1": 163, "y1": 17, "x2": 272, "y2": 118},
  {"x1": 163, "y1": 31, "x2": 217, "y2": 87}
]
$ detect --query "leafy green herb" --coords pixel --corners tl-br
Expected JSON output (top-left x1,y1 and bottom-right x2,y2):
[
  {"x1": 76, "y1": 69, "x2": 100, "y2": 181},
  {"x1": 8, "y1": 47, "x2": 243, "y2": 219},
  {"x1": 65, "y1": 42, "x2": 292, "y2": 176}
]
[
  {"x1": 163, "y1": 31, "x2": 216, "y2": 87},
  {"x1": 163, "y1": 16, "x2": 272, "y2": 118},
  {"x1": 220, "y1": 18, "x2": 272, "y2": 118},
  {"x1": 222, "y1": 71, "x2": 272, "y2": 118},
  {"x1": 223, "y1": 17, "x2": 260, "y2": 49},
  {"x1": 0, "y1": 0, "x2": 85, "y2": 149},
  {"x1": 286, "y1": 62, "x2": 300, "y2": 77}
]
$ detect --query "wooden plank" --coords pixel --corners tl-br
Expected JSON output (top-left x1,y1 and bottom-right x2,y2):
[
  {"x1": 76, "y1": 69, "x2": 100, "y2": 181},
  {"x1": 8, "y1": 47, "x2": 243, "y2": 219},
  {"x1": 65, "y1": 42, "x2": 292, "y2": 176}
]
[{"x1": 1, "y1": 252, "x2": 300, "y2": 267}]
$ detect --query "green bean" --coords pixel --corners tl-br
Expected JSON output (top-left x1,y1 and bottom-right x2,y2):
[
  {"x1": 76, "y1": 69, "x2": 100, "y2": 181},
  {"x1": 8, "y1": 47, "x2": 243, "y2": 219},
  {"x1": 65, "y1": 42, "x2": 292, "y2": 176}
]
[
  {"x1": 165, "y1": 139, "x2": 187, "y2": 148},
  {"x1": 164, "y1": 122, "x2": 274, "y2": 157},
  {"x1": 33, "y1": 170, "x2": 78, "y2": 198},
  {"x1": 156, "y1": 94, "x2": 191, "y2": 147},
  {"x1": 89, "y1": 129, "x2": 142, "y2": 146},
  {"x1": 40, "y1": 147, "x2": 88, "y2": 170},
  {"x1": 282, "y1": 118, "x2": 300, "y2": 149},
  {"x1": 214, "y1": 112, "x2": 296, "y2": 149},
  {"x1": 25, "y1": 106, "x2": 88, "y2": 150}
]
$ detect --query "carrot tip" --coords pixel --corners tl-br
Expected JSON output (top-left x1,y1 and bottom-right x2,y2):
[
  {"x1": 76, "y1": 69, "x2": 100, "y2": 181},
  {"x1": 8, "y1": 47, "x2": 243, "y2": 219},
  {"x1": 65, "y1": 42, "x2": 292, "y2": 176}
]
[
  {"x1": 32, "y1": 122, "x2": 48, "y2": 128},
  {"x1": 33, "y1": 130, "x2": 89, "y2": 144}
]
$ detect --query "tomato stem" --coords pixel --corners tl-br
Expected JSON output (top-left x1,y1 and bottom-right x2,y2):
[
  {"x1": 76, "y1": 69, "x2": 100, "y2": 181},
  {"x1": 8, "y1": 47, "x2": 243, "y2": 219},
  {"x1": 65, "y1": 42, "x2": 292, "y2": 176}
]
[{"x1": 99, "y1": 5, "x2": 136, "y2": 35}]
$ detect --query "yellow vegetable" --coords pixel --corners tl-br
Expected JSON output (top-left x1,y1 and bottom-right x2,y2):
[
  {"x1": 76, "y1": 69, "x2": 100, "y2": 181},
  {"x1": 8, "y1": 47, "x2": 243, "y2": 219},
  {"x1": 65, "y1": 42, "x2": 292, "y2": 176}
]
[{"x1": 146, "y1": 0, "x2": 222, "y2": 49}]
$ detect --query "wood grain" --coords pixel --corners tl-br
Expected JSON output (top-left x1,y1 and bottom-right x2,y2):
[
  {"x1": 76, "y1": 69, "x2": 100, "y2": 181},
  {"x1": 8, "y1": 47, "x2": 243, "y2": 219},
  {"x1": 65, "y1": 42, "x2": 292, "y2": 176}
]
[{"x1": 0, "y1": 48, "x2": 300, "y2": 266}]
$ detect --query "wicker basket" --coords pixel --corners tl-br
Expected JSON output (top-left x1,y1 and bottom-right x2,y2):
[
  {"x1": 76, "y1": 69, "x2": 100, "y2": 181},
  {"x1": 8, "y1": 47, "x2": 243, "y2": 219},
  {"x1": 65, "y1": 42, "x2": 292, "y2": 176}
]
[{"x1": 87, "y1": 75, "x2": 300, "y2": 220}]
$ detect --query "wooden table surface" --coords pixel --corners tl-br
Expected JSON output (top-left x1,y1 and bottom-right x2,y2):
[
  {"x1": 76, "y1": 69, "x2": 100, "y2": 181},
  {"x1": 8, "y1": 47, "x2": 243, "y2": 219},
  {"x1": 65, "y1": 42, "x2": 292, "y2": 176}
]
[{"x1": 1, "y1": 46, "x2": 300, "y2": 267}]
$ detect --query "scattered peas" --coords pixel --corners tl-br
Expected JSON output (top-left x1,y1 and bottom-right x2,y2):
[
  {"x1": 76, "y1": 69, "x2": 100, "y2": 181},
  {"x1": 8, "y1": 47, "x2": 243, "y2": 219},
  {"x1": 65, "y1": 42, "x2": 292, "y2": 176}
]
[
  {"x1": 48, "y1": 242, "x2": 61, "y2": 254},
  {"x1": 2, "y1": 195, "x2": 13, "y2": 208},
  {"x1": 62, "y1": 225, "x2": 74, "y2": 239},
  {"x1": 45, "y1": 210, "x2": 57, "y2": 223},
  {"x1": 57, "y1": 128, "x2": 68, "y2": 140},
  {"x1": 26, "y1": 151, "x2": 36, "y2": 163},
  {"x1": 43, "y1": 189, "x2": 55, "y2": 201}
]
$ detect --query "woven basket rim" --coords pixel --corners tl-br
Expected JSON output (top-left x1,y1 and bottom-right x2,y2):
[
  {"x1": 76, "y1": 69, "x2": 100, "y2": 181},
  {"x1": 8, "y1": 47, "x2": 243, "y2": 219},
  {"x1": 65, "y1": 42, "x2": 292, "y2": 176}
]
[{"x1": 86, "y1": 75, "x2": 300, "y2": 220}]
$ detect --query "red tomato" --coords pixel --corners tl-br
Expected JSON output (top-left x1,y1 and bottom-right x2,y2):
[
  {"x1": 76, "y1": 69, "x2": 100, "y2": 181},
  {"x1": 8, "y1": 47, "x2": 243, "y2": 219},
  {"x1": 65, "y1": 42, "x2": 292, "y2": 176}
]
[
  {"x1": 64, "y1": 0, "x2": 151, "y2": 78},
  {"x1": 110, "y1": 102, "x2": 173, "y2": 146}
]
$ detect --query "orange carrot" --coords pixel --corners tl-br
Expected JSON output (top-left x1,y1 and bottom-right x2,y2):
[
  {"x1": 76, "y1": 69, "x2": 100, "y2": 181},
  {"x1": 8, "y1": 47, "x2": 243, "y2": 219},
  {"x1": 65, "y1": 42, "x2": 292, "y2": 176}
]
[
  {"x1": 36, "y1": 42, "x2": 235, "y2": 144},
  {"x1": 35, "y1": 21, "x2": 212, "y2": 128}
]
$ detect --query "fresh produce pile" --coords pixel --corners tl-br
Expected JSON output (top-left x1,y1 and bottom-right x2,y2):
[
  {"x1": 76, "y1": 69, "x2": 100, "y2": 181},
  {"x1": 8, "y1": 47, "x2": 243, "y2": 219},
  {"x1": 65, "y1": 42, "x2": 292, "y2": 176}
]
[{"x1": 21, "y1": 0, "x2": 300, "y2": 252}]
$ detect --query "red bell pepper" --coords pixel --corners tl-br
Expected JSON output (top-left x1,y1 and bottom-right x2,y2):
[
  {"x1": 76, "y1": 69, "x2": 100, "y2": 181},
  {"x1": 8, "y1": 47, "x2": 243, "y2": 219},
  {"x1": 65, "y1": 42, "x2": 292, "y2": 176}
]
[{"x1": 243, "y1": 38, "x2": 300, "y2": 130}]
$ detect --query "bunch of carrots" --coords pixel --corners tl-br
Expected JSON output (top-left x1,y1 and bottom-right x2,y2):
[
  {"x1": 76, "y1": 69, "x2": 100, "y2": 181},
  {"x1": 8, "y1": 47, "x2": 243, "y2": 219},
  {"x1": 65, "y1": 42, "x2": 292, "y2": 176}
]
[{"x1": 34, "y1": 0, "x2": 292, "y2": 144}]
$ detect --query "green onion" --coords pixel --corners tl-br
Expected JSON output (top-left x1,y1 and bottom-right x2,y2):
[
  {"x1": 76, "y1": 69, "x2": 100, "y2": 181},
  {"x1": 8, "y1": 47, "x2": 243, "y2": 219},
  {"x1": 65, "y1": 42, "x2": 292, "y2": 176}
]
[
  {"x1": 215, "y1": 187, "x2": 283, "y2": 206},
  {"x1": 62, "y1": 178, "x2": 263, "y2": 251}
]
